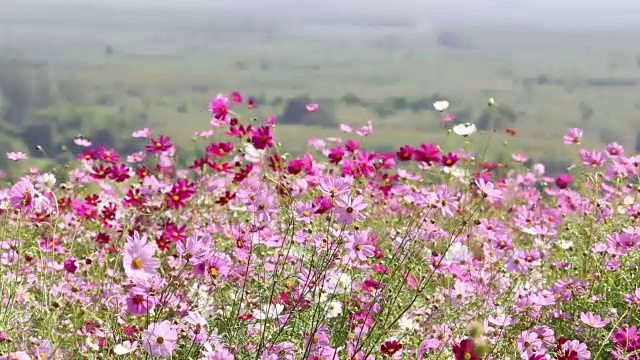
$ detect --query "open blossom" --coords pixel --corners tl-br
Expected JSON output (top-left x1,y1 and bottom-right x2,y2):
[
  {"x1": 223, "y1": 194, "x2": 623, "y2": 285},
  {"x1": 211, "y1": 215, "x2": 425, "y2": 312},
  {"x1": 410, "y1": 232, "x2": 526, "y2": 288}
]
[
  {"x1": 433, "y1": 100, "x2": 449, "y2": 111},
  {"x1": 356, "y1": 120, "x2": 373, "y2": 136},
  {"x1": 579, "y1": 312, "x2": 608, "y2": 328},
  {"x1": 7, "y1": 151, "x2": 28, "y2": 161},
  {"x1": 10, "y1": 177, "x2": 51, "y2": 212},
  {"x1": 142, "y1": 321, "x2": 178, "y2": 358},
  {"x1": 563, "y1": 127, "x2": 583, "y2": 144},
  {"x1": 346, "y1": 231, "x2": 376, "y2": 261},
  {"x1": 114, "y1": 340, "x2": 138, "y2": 355},
  {"x1": 122, "y1": 232, "x2": 160, "y2": 280},
  {"x1": 132, "y1": 128, "x2": 151, "y2": 138},
  {"x1": 475, "y1": 178, "x2": 504, "y2": 202},
  {"x1": 334, "y1": 194, "x2": 367, "y2": 224},
  {"x1": 579, "y1": 149, "x2": 604, "y2": 167}
]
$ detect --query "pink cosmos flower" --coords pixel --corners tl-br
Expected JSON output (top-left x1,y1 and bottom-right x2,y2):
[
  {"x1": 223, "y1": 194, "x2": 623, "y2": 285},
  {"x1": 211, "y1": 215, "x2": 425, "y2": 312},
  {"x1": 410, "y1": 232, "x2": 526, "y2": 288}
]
[
  {"x1": 512, "y1": 153, "x2": 528, "y2": 163},
  {"x1": 10, "y1": 177, "x2": 50, "y2": 212},
  {"x1": 132, "y1": 128, "x2": 151, "y2": 138},
  {"x1": 443, "y1": 113, "x2": 456, "y2": 122},
  {"x1": 579, "y1": 312, "x2": 608, "y2": 328},
  {"x1": 306, "y1": 103, "x2": 319, "y2": 112},
  {"x1": 334, "y1": 194, "x2": 367, "y2": 225},
  {"x1": 516, "y1": 330, "x2": 544, "y2": 358},
  {"x1": 318, "y1": 176, "x2": 350, "y2": 198},
  {"x1": 122, "y1": 232, "x2": 160, "y2": 280},
  {"x1": 340, "y1": 124, "x2": 353, "y2": 133},
  {"x1": 356, "y1": 120, "x2": 373, "y2": 137},
  {"x1": 74, "y1": 138, "x2": 92, "y2": 147},
  {"x1": 346, "y1": 231, "x2": 376, "y2": 261},
  {"x1": 0, "y1": 351, "x2": 31, "y2": 360},
  {"x1": 474, "y1": 178, "x2": 504, "y2": 203},
  {"x1": 579, "y1": 149, "x2": 604, "y2": 167},
  {"x1": 564, "y1": 339, "x2": 591, "y2": 359},
  {"x1": 563, "y1": 128, "x2": 583, "y2": 144},
  {"x1": 605, "y1": 142, "x2": 624, "y2": 157},
  {"x1": 127, "y1": 151, "x2": 146, "y2": 163},
  {"x1": 6, "y1": 151, "x2": 27, "y2": 161},
  {"x1": 142, "y1": 321, "x2": 178, "y2": 358}
]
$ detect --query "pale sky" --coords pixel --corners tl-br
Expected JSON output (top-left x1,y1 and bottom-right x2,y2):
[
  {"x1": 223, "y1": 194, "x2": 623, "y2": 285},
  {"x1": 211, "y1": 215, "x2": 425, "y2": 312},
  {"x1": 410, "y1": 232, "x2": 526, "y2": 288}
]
[{"x1": 10, "y1": 0, "x2": 640, "y2": 26}]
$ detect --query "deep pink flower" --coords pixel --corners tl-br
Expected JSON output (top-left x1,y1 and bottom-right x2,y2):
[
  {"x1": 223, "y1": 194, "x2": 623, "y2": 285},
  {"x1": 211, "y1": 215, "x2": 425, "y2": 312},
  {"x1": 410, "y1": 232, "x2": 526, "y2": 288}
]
[
  {"x1": 555, "y1": 174, "x2": 572, "y2": 189},
  {"x1": 64, "y1": 257, "x2": 78, "y2": 273},
  {"x1": 251, "y1": 126, "x2": 274, "y2": 150}
]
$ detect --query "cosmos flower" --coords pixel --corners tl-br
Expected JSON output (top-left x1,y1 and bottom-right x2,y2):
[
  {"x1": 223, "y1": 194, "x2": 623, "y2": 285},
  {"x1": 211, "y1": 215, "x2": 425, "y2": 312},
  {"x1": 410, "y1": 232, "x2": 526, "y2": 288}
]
[
  {"x1": 433, "y1": 100, "x2": 450, "y2": 112},
  {"x1": 453, "y1": 122, "x2": 477, "y2": 136},
  {"x1": 141, "y1": 321, "x2": 178, "y2": 358},
  {"x1": 334, "y1": 194, "x2": 367, "y2": 225},
  {"x1": 121, "y1": 232, "x2": 160, "y2": 280}
]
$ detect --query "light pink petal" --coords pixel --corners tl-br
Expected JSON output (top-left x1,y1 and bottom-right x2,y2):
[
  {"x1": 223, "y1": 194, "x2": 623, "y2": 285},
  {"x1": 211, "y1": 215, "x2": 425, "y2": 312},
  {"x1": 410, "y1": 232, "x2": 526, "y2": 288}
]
[{"x1": 340, "y1": 124, "x2": 353, "y2": 133}]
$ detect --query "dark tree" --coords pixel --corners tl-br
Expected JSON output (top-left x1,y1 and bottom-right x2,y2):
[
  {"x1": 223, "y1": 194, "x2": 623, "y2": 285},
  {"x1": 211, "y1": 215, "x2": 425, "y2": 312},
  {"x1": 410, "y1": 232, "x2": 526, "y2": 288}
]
[{"x1": 279, "y1": 96, "x2": 336, "y2": 127}]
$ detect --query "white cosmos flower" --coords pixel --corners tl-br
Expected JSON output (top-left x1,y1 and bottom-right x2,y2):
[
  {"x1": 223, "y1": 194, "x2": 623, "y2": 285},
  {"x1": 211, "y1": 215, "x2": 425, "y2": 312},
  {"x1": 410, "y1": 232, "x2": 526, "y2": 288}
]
[
  {"x1": 488, "y1": 97, "x2": 496, "y2": 107},
  {"x1": 444, "y1": 242, "x2": 469, "y2": 263},
  {"x1": 253, "y1": 304, "x2": 284, "y2": 320},
  {"x1": 442, "y1": 166, "x2": 469, "y2": 180},
  {"x1": 398, "y1": 314, "x2": 419, "y2": 331},
  {"x1": 557, "y1": 240, "x2": 574, "y2": 250},
  {"x1": 243, "y1": 142, "x2": 265, "y2": 163},
  {"x1": 114, "y1": 340, "x2": 138, "y2": 355},
  {"x1": 326, "y1": 300, "x2": 343, "y2": 318},
  {"x1": 452, "y1": 122, "x2": 477, "y2": 136},
  {"x1": 433, "y1": 100, "x2": 450, "y2": 112}
]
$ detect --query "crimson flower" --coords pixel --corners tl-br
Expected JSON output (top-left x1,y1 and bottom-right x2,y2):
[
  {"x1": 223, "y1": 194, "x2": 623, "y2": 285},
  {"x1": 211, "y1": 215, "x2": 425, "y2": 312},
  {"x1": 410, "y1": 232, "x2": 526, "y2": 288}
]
[{"x1": 453, "y1": 338, "x2": 480, "y2": 360}]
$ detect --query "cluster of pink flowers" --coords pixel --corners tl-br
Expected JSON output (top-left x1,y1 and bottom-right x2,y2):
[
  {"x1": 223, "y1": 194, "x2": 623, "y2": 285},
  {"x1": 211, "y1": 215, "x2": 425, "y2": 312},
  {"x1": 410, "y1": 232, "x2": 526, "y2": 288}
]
[{"x1": 0, "y1": 92, "x2": 639, "y2": 359}]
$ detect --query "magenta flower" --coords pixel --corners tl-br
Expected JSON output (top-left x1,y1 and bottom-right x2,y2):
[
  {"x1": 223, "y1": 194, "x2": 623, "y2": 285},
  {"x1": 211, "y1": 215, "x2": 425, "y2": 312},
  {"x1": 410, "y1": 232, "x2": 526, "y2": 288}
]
[
  {"x1": 334, "y1": 194, "x2": 367, "y2": 225},
  {"x1": 251, "y1": 125, "x2": 275, "y2": 150},
  {"x1": 122, "y1": 232, "x2": 160, "y2": 280},
  {"x1": 64, "y1": 257, "x2": 78, "y2": 273},
  {"x1": 209, "y1": 93, "x2": 229, "y2": 119},
  {"x1": 555, "y1": 174, "x2": 572, "y2": 189},
  {"x1": 142, "y1": 321, "x2": 178, "y2": 358},
  {"x1": 579, "y1": 312, "x2": 608, "y2": 328}
]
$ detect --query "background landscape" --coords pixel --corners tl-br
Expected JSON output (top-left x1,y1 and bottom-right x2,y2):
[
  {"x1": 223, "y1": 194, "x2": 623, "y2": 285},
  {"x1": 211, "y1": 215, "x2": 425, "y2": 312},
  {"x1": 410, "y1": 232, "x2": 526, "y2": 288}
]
[{"x1": 2, "y1": 0, "x2": 640, "y2": 179}]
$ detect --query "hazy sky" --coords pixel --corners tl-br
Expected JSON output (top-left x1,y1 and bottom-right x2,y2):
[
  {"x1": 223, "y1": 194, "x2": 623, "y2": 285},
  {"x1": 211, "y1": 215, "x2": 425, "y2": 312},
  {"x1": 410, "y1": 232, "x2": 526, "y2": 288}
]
[{"x1": 12, "y1": 0, "x2": 640, "y2": 26}]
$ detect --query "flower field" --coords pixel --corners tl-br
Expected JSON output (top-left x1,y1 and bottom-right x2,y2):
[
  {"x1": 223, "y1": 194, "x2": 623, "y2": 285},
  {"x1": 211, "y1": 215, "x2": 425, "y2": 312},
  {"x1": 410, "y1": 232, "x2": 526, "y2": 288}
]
[{"x1": 1, "y1": 92, "x2": 639, "y2": 359}]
